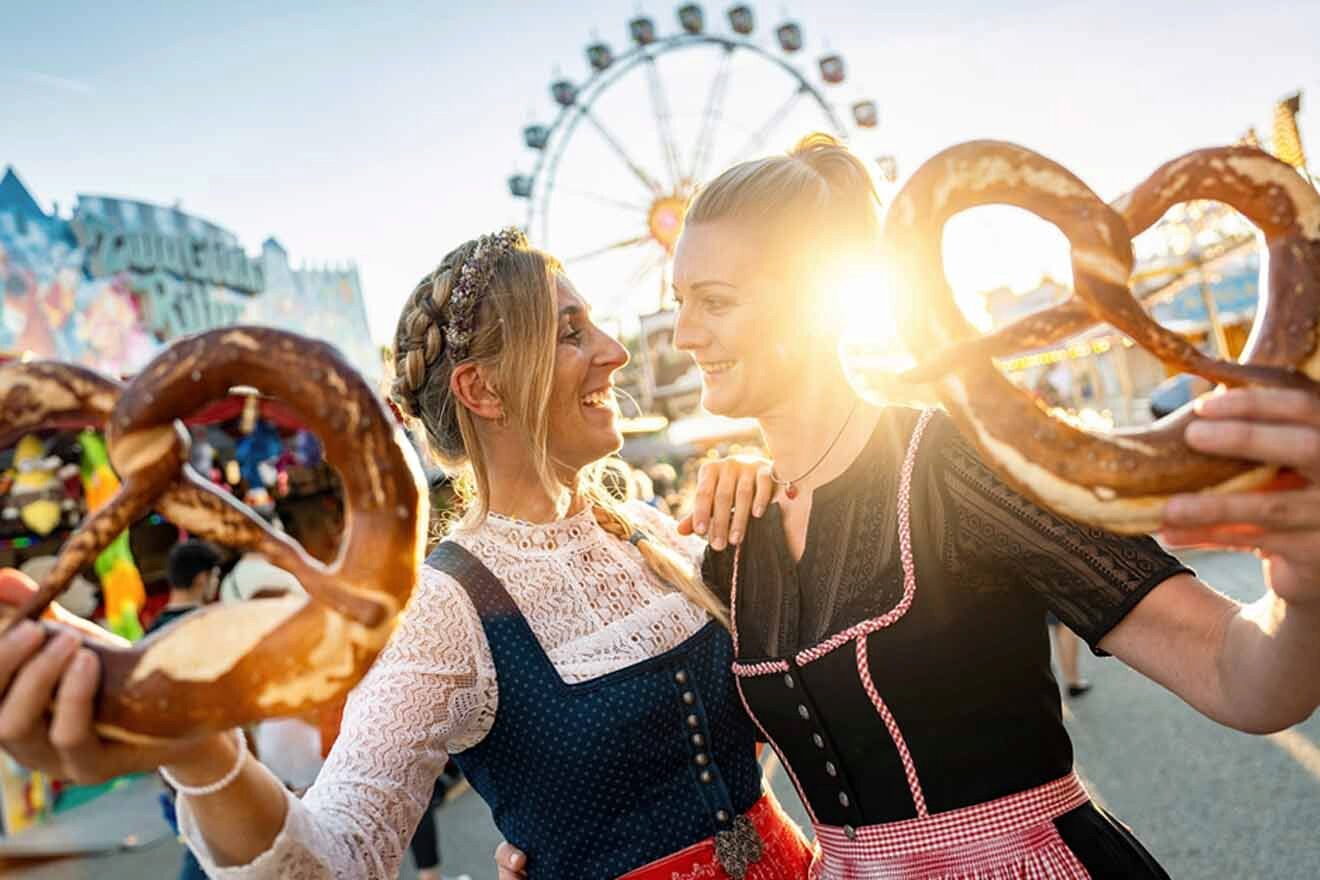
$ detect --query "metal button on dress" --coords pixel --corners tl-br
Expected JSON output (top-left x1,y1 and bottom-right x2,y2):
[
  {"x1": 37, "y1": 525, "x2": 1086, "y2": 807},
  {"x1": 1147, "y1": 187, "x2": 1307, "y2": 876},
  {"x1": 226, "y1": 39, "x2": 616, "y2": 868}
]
[
  {"x1": 694, "y1": 753, "x2": 710, "y2": 767},
  {"x1": 838, "y1": 792, "x2": 850, "y2": 807},
  {"x1": 691, "y1": 733, "x2": 706, "y2": 748},
  {"x1": 674, "y1": 670, "x2": 689, "y2": 685},
  {"x1": 843, "y1": 825, "x2": 857, "y2": 840},
  {"x1": 716, "y1": 809, "x2": 731, "y2": 824},
  {"x1": 683, "y1": 691, "x2": 696, "y2": 705},
  {"x1": 783, "y1": 673, "x2": 795, "y2": 688},
  {"x1": 700, "y1": 769, "x2": 713, "y2": 784},
  {"x1": 687, "y1": 714, "x2": 700, "y2": 729},
  {"x1": 797, "y1": 704, "x2": 810, "y2": 720},
  {"x1": 812, "y1": 733, "x2": 825, "y2": 749},
  {"x1": 825, "y1": 761, "x2": 837, "y2": 777}
]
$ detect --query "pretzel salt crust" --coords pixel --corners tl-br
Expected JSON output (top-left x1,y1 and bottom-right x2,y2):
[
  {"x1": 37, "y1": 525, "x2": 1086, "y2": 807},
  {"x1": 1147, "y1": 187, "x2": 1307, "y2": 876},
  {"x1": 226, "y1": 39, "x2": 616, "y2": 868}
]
[
  {"x1": 0, "y1": 327, "x2": 426, "y2": 743},
  {"x1": 885, "y1": 142, "x2": 1320, "y2": 534}
]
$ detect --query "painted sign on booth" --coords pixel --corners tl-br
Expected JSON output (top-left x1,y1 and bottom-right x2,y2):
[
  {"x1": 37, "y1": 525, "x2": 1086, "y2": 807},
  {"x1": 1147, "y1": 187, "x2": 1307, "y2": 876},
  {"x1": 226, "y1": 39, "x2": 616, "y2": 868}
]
[{"x1": 0, "y1": 169, "x2": 380, "y2": 379}]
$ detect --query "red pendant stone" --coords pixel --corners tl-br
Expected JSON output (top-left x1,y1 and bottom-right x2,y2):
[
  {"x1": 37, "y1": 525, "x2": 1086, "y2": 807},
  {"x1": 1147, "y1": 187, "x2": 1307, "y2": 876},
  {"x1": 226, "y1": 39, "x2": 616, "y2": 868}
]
[{"x1": 785, "y1": 484, "x2": 799, "y2": 500}]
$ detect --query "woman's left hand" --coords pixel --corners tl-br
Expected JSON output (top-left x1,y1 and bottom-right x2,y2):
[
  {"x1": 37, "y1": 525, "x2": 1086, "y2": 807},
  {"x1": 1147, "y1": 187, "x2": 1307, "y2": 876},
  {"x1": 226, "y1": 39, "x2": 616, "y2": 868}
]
[
  {"x1": 1159, "y1": 387, "x2": 1320, "y2": 603},
  {"x1": 677, "y1": 455, "x2": 774, "y2": 550}
]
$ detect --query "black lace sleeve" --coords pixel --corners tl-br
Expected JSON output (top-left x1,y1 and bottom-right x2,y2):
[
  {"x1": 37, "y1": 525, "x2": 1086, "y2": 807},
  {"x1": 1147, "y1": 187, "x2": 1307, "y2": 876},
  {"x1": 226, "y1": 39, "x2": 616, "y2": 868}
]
[{"x1": 924, "y1": 411, "x2": 1193, "y2": 653}]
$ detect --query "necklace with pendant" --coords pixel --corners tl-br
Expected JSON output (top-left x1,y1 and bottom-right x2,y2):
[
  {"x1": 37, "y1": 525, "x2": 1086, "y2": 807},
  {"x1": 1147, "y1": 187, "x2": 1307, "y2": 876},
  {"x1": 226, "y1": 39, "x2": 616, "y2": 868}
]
[{"x1": 769, "y1": 400, "x2": 860, "y2": 500}]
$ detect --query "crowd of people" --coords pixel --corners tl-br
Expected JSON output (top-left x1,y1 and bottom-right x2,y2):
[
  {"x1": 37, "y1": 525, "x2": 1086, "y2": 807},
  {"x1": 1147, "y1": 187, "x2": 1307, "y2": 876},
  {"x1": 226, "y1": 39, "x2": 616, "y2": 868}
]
[{"x1": 0, "y1": 132, "x2": 1317, "y2": 880}]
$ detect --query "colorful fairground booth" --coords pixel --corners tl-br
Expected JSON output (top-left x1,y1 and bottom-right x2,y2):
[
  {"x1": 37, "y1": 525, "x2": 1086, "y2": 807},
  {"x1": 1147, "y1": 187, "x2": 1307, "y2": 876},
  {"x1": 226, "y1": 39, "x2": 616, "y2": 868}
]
[{"x1": 0, "y1": 167, "x2": 380, "y2": 835}]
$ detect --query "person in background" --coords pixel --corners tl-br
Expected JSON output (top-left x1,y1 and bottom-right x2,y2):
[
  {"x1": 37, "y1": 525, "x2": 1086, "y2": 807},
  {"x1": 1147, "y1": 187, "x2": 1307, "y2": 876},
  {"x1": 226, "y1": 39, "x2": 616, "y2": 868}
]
[
  {"x1": 645, "y1": 462, "x2": 678, "y2": 514},
  {"x1": 220, "y1": 551, "x2": 305, "y2": 603},
  {"x1": 151, "y1": 541, "x2": 222, "y2": 635},
  {"x1": 1047, "y1": 614, "x2": 1092, "y2": 698},
  {"x1": 596, "y1": 456, "x2": 636, "y2": 504},
  {"x1": 407, "y1": 759, "x2": 471, "y2": 880},
  {"x1": 216, "y1": 552, "x2": 325, "y2": 795},
  {"x1": 151, "y1": 539, "x2": 223, "y2": 880}
]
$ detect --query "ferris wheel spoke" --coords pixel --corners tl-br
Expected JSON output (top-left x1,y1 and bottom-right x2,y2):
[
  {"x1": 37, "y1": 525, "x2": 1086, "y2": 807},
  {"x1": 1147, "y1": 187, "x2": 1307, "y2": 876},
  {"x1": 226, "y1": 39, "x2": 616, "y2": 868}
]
[
  {"x1": 732, "y1": 87, "x2": 806, "y2": 164},
  {"x1": 629, "y1": 248, "x2": 667, "y2": 285},
  {"x1": 643, "y1": 56, "x2": 684, "y2": 190},
  {"x1": 565, "y1": 234, "x2": 652, "y2": 264},
  {"x1": 560, "y1": 187, "x2": 652, "y2": 215},
  {"x1": 689, "y1": 46, "x2": 734, "y2": 185},
  {"x1": 636, "y1": 249, "x2": 672, "y2": 311},
  {"x1": 582, "y1": 109, "x2": 666, "y2": 196}
]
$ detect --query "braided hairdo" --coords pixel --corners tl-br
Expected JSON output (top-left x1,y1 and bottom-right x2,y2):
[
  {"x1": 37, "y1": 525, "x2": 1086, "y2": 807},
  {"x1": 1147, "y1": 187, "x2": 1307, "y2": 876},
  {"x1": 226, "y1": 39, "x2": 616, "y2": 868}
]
[
  {"x1": 389, "y1": 233, "x2": 729, "y2": 627},
  {"x1": 390, "y1": 240, "x2": 479, "y2": 464}
]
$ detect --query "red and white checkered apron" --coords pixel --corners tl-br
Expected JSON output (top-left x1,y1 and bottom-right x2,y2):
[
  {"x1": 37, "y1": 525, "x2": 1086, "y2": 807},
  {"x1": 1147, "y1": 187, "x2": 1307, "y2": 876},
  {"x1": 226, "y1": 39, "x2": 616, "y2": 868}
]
[
  {"x1": 731, "y1": 411, "x2": 1094, "y2": 880},
  {"x1": 808, "y1": 772, "x2": 1091, "y2": 880}
]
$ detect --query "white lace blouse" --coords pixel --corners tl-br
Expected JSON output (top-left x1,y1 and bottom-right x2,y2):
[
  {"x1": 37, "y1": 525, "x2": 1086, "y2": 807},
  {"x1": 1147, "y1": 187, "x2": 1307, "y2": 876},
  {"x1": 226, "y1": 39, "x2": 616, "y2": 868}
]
[{"x1": 178, "y1": 500, "x2": 710, "y2": 879}]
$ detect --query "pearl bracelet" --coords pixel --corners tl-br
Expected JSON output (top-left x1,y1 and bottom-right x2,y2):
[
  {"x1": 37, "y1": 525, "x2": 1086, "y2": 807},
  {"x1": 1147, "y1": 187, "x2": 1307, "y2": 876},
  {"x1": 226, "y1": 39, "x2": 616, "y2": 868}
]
[{"x1": 160, "y1": 728, "x2": 248, "y2": 797}]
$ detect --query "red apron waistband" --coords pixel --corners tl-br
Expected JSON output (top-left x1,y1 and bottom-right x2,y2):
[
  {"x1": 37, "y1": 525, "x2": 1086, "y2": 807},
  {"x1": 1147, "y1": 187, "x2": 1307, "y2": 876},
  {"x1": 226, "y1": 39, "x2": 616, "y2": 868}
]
[{"x1": 619, "y1": 793, "x2": 813, "y2": 880}]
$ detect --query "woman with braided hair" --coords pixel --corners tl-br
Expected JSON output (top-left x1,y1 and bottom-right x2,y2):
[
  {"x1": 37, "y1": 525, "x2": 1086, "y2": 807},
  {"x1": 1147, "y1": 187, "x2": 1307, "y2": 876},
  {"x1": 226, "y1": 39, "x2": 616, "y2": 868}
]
[{"x1": 0, "y1": 228, "x2": 812, "y2": 880}]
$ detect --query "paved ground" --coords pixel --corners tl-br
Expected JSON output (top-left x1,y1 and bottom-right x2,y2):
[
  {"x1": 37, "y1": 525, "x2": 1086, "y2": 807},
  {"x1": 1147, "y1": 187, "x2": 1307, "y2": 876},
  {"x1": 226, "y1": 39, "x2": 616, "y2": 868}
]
[{"x1": 2, "y1": 550, "x2": 1317, "y2": 878}]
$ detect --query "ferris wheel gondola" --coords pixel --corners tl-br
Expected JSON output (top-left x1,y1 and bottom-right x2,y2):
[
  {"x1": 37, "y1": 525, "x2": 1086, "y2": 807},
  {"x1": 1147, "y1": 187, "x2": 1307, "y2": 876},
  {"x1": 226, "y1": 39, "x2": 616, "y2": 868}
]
[{"x1": 508, "y1": 4, "x2": 894, "y2": 315}]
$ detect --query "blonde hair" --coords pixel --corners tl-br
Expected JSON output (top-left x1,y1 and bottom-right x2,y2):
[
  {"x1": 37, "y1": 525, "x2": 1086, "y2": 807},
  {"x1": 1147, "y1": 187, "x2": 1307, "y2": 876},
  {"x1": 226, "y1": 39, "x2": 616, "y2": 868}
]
[
  {"x1": 687, "y1": 132, "x2": 882, "y2": 302},
  {"x1": 391, "y1": 234, "x2": 727, "y2": 626}
]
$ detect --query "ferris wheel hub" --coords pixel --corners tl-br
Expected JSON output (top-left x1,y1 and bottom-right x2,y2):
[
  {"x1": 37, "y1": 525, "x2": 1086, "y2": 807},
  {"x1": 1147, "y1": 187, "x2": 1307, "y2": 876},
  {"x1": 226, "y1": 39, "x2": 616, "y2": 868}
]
[{"x1": 647, "y1": 195, "x2": 688, "y2": 254}]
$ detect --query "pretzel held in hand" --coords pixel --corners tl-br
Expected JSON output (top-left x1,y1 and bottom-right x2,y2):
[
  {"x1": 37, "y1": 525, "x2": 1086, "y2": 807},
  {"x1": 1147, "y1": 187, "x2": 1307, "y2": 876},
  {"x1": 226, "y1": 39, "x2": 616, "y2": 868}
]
[
  {"x1": 0, "y1": 327, "x2": 426, "y2": 742},
  {"x1": 885, "y1": 142, "x2": 1320, "y2": 533}
]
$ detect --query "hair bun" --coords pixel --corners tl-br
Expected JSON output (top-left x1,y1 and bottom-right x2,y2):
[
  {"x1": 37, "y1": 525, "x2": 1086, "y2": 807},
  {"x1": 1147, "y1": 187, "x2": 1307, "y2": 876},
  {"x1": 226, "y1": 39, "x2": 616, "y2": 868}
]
[
  {"x1": 791, "y1": 131, "x2": 846, "y2": 158},
  {"x1": 791, "y1": 132, "x2": 877, "y2": 202}
]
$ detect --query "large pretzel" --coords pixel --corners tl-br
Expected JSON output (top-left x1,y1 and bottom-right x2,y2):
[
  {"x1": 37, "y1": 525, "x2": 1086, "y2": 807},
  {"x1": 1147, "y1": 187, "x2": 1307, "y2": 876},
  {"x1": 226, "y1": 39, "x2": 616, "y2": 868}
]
[
  {"x1": 0, "y1": 327, "x2": 426, "y2": 743},
  {"x1": 884, "y1": 142, "x2": 1320, "y2": 533}
]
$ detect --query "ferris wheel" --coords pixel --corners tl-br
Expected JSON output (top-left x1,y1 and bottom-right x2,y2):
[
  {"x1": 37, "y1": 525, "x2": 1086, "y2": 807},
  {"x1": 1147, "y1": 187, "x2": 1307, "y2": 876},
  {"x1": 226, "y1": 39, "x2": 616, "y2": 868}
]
[{"x1": 507, "y1": 4, "x2": 893, "y2": 317}]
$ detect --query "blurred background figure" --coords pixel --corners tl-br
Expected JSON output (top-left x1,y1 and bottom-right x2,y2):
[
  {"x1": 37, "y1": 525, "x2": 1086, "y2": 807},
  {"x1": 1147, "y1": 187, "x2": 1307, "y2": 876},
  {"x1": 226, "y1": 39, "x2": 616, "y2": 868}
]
[
  {"x1": 151, "y1": 540, "x2": 221, "y2": 635},
  {"x1": 217, "y1": 551, "x2": 325, "y2": 794},
  {"x1": 151, "y1": 540, "x2": 223, "y2": 880},
  {"x1": 645, "y1": 462, "x2": 678, "y2": 514},
  {"x1": 408, "y1": 760, "x2": 471, "y2": 880},
  {"x1": 1149, "y1": 373, "x2": 1214, "y2": 419},
  {"x1": 1047, "y1": 613, "x2": 1093, "y2": 699},
  {"x1": 220, "y1": 550, "x2": 305, "y2": 603},
  {"x1": 596, "y1": 456, "x2": 637, "y2": 503}
]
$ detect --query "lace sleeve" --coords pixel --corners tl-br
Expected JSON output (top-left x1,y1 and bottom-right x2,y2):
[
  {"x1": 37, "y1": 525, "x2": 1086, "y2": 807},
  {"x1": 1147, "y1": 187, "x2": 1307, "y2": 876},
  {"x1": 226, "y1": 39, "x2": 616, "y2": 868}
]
[
  {"x1": 177, "y1": 566, "x2": 498, "y2": 879},
  {"x1": 925, "y1": 411, "x2": 1193, "y2": 652}
]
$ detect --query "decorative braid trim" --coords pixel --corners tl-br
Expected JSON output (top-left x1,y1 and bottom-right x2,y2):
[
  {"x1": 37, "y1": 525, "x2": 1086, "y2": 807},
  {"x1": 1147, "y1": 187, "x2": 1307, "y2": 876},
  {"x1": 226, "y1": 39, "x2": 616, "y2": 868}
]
[
  {"x1": 734, "y1": 677, "x2": 820, "y2": 826},
  {"x1": 856, "y1": 635, "x2": 928, "y2": 818},
  {"x1": 727, "y1": 409, "x2": 936, "y2": 829},
  {"x1": 793, "y1": 408, "x2": 933, "y2": 666},
  {"x1": 731, "y1": 659, "x2": 791, "y2": 677}
]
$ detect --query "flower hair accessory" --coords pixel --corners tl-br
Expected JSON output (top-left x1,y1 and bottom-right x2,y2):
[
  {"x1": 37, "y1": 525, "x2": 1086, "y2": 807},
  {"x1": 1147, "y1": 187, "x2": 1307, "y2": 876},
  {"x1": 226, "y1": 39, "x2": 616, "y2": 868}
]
[{"x1": 445, "y1": 227, "x2": 524, "y2": 361}]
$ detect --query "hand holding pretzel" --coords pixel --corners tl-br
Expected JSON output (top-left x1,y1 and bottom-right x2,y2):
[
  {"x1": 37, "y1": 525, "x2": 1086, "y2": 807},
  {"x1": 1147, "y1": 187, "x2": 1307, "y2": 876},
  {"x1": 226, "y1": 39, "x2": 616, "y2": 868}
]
[
  {"x1": 0, "y1": 327, "x2": 426, "y2": 746},
  {"x1": 884, "y1": 142, "x2": 1320, "y2": 533},
  {"x1": 1160, "y1": 386, "x2": 1320, "y2": 605}
]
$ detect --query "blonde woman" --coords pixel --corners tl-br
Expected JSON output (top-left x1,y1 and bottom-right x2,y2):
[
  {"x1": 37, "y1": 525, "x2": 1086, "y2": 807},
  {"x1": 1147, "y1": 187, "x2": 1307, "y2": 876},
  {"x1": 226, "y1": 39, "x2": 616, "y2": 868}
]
[
  {"x1": 659, "y1": 134, "x2": 1320, "y2": 879},
  {"x1": 0, "y1": 229, "x2": 812, "y2": 880}
]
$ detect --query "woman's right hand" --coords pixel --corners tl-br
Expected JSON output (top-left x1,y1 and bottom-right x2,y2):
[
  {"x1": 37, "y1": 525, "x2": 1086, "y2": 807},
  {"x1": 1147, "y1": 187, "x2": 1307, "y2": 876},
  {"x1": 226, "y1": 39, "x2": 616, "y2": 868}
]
[
  {"x1": 0, "y1": 568, "x2": 227, "y2": 785},
  {"x1": 495, "y1": 840, "x2": 528, "y2": 879}
]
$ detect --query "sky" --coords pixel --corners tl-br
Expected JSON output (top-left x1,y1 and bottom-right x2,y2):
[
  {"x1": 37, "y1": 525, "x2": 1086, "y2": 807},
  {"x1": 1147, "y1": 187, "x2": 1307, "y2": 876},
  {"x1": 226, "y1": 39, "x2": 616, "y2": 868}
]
[{"x1": 4, "y1": 0, "x2": 1317, "y2": 346}]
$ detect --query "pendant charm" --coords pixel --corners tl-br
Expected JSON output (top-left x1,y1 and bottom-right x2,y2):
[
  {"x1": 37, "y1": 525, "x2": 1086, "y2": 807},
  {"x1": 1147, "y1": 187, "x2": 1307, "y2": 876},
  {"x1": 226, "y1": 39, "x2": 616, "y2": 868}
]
[
  {"x1": 785, "y1": 483, "x2": 798, "y2": 500},
  {"x1": 713, "y1": 814, "x2": 763, "y2": 879}
]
